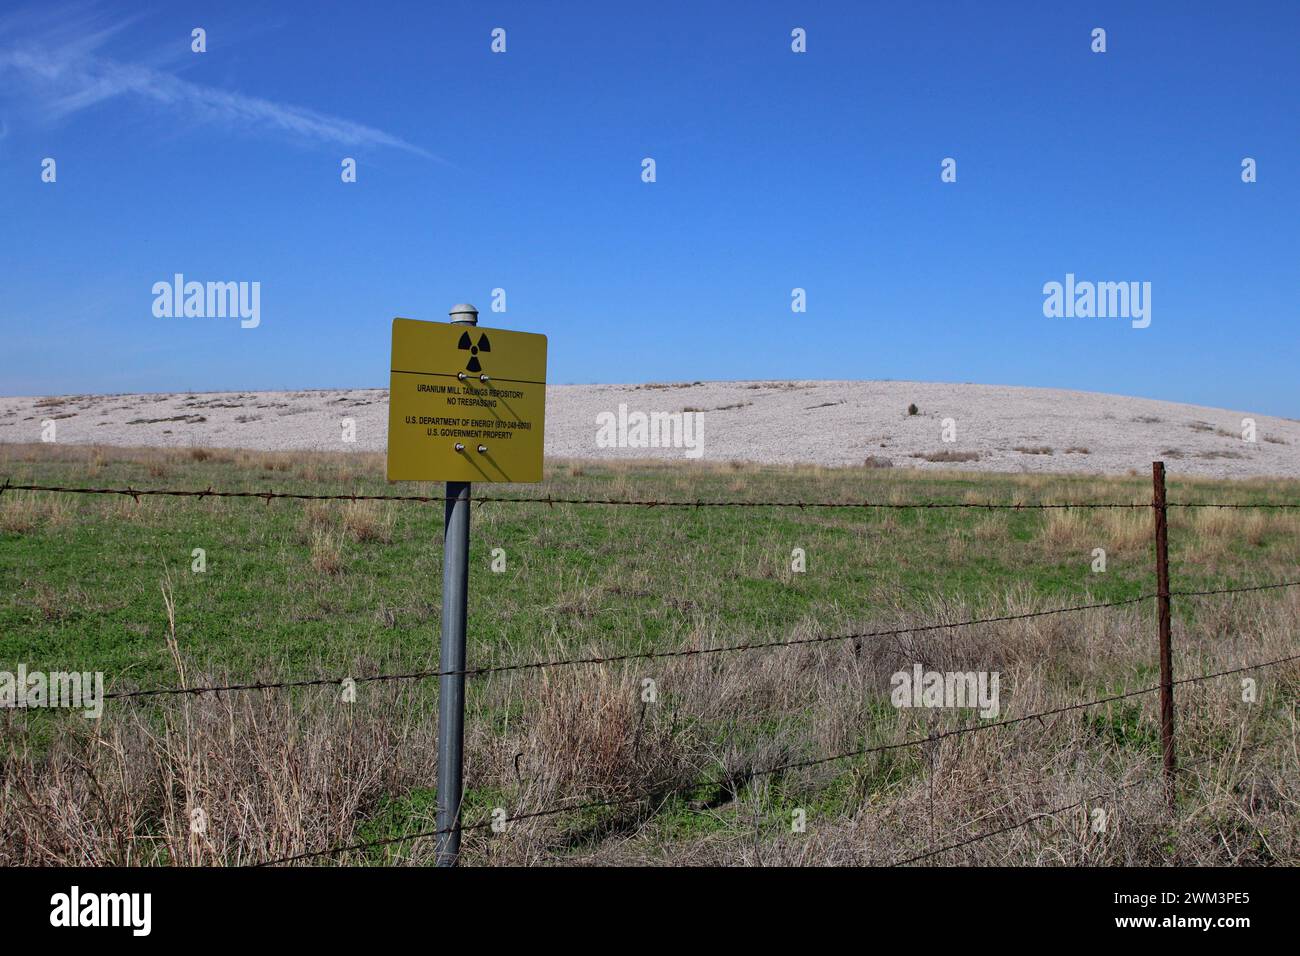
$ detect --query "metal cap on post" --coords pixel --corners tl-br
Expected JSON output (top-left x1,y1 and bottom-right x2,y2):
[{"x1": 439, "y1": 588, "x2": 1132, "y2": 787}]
[
  {"x1": 449, "y1": 303, "x2": 479, "y2": 326},
  {"x1": 436, "y1": 301, "x2": 478, "y2": 866}
]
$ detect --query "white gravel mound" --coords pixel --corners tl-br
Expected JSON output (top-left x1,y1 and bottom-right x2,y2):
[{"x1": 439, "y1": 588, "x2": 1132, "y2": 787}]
[{"x1": 2, "y1": 381, "x2": 1297, "y2": 479}]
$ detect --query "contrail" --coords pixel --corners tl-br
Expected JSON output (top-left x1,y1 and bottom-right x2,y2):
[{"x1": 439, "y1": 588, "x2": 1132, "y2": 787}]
[{"x1": 0, "y1": 7, "x2": 436, "y2": 158}]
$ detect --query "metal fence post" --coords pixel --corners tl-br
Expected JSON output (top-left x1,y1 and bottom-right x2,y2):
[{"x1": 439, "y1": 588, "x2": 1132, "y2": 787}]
[
  {"x1": 436, "y1": 302, "x2": 478, "y2": 866},
  {"x1": 1152, "y1": 461, "x2": 1176, "y2": 815}
]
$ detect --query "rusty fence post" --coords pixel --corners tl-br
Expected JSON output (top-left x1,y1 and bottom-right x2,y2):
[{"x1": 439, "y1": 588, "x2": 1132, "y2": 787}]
[{"x1": 1152, "y1": 461, "x2": 1176, "y2": 814}]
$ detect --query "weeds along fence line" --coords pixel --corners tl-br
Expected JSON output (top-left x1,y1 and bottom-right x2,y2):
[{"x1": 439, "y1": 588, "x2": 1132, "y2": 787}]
[
  {"x1": 72, "y1": 584, "x2": 1296, "y2": 702},
  {"x1": 3, "y1": 463, "x2": 1299, "y2": 865},
  {"x1": 252, "y1": 660, "x2": 1300, "y2": 867},
  {"x1": 887, "y1": 732, "x2": 1296, "y2": 867}
]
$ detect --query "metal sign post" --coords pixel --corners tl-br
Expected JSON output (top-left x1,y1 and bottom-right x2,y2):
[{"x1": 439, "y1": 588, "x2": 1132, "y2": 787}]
[{"x1": 434, "y1": 303, "x2": 477, "y2": 866}]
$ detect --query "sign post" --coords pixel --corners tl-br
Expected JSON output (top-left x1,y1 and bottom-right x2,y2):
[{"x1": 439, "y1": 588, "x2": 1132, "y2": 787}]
[
  {"x1": 386, "y1": 304, "x2": 547, "y2": 866},
  {"x1": 435, "y1": 303, "x2": 476, "y2": 867}
]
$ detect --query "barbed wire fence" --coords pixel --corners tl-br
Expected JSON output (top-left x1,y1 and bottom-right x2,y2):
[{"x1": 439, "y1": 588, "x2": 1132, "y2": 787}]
[
  {"x1": 3, "y1": 466, "x2": 1298, "y2": 866},
  {"x1": 252, "y1": 655, "x2": 1300, "y2": 867},
  {"x1": 7, "y1": 478, "x2": 1300, "y2": 510}
]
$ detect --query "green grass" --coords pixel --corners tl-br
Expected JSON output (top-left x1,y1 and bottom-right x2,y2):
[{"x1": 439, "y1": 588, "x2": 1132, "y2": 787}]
[
  {"x1": 2, "y1": 444, "x2": 1297, "y2": 865},
  {"x1": 2, "y1": 445, "x2": 1296, "y2": 692}
]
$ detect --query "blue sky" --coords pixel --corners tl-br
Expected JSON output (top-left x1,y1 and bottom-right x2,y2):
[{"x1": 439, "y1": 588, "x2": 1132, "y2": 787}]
[{"x1": 1, "y1": 1, "x2": 1297, "y2": 415}]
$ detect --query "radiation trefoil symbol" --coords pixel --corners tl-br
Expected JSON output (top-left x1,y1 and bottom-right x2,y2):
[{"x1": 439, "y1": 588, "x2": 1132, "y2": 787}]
[{"x1": 458, "y1": 330, "x2": 491, "y2": 373}]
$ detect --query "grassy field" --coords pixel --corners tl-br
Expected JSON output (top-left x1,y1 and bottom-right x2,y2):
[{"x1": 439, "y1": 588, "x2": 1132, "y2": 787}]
[{"x1": 1, "y1": 442, "x2": 1297, "y2": 866}]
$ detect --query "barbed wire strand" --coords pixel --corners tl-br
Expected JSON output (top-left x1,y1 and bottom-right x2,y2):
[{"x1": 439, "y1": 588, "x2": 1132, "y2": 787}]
[
  {"x1": 105, "y1": 592, "x2": 1159, "y2": 701},
  {"x1": 254, "y1": 652, "x2": 1300, "y2": 866},
  {"x1": 7, "y1": 480, "x2": 1300, "y2": 510},
  {"x1": 98, "y1": 581, "x2": 1300, "y2": 702},
  {"x1": 1168, "y1": 502, "x2": 1300, "y2": 509},
  {"x1": 1171, "y1": 581, "x2": 1300, "y2": 599}
]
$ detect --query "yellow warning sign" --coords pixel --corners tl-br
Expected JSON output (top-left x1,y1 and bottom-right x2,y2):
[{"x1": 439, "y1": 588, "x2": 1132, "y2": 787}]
[{"x1": 386, "y1": 318, "x2": 547, "y2": 483}]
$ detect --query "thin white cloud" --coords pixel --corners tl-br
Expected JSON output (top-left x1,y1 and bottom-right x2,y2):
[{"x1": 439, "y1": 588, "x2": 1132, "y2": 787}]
[{"x1": 0, "y1": 9, "x2": 435, "y2": 158}]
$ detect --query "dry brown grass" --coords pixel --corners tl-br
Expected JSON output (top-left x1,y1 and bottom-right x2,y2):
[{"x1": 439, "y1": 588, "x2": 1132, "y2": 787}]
[
  {"x1": 1097, "y1": 509, "x2": 1151, "y2": 551},
  {"x1": 451, "y1": 588, "x2": 1299, "y2": 865},
  {"x1": 310, "y1": 529, "x2": 345, "y2": 575},
  {"x1": 1183, "y1": 508, "x2": 1296, "y2": 563},
  {"x1": 1033, "y1": 506, "x2": 1148, "y2": 556},
  {"x1": 0, "y1": 490, "x2": 71, "y2": 534},
  {"x1": 0, "y1": 685, "x2": 437, "y2": 866},
  {"x1": 342, "y1": 500, "x2": 394, "y2": 544},
  {"x1": 2, "y1": 586, "x2": 1294, "y2": 867},
  {"x1": 1040, "y1": 510, "x2": 1090, "y2": 549},
  {"x1": 298, "y1": 499, "x2": 334, "y2": 536},
  {"x1": 912, "y1": 450, "x2": 982, "y2": 463}
]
